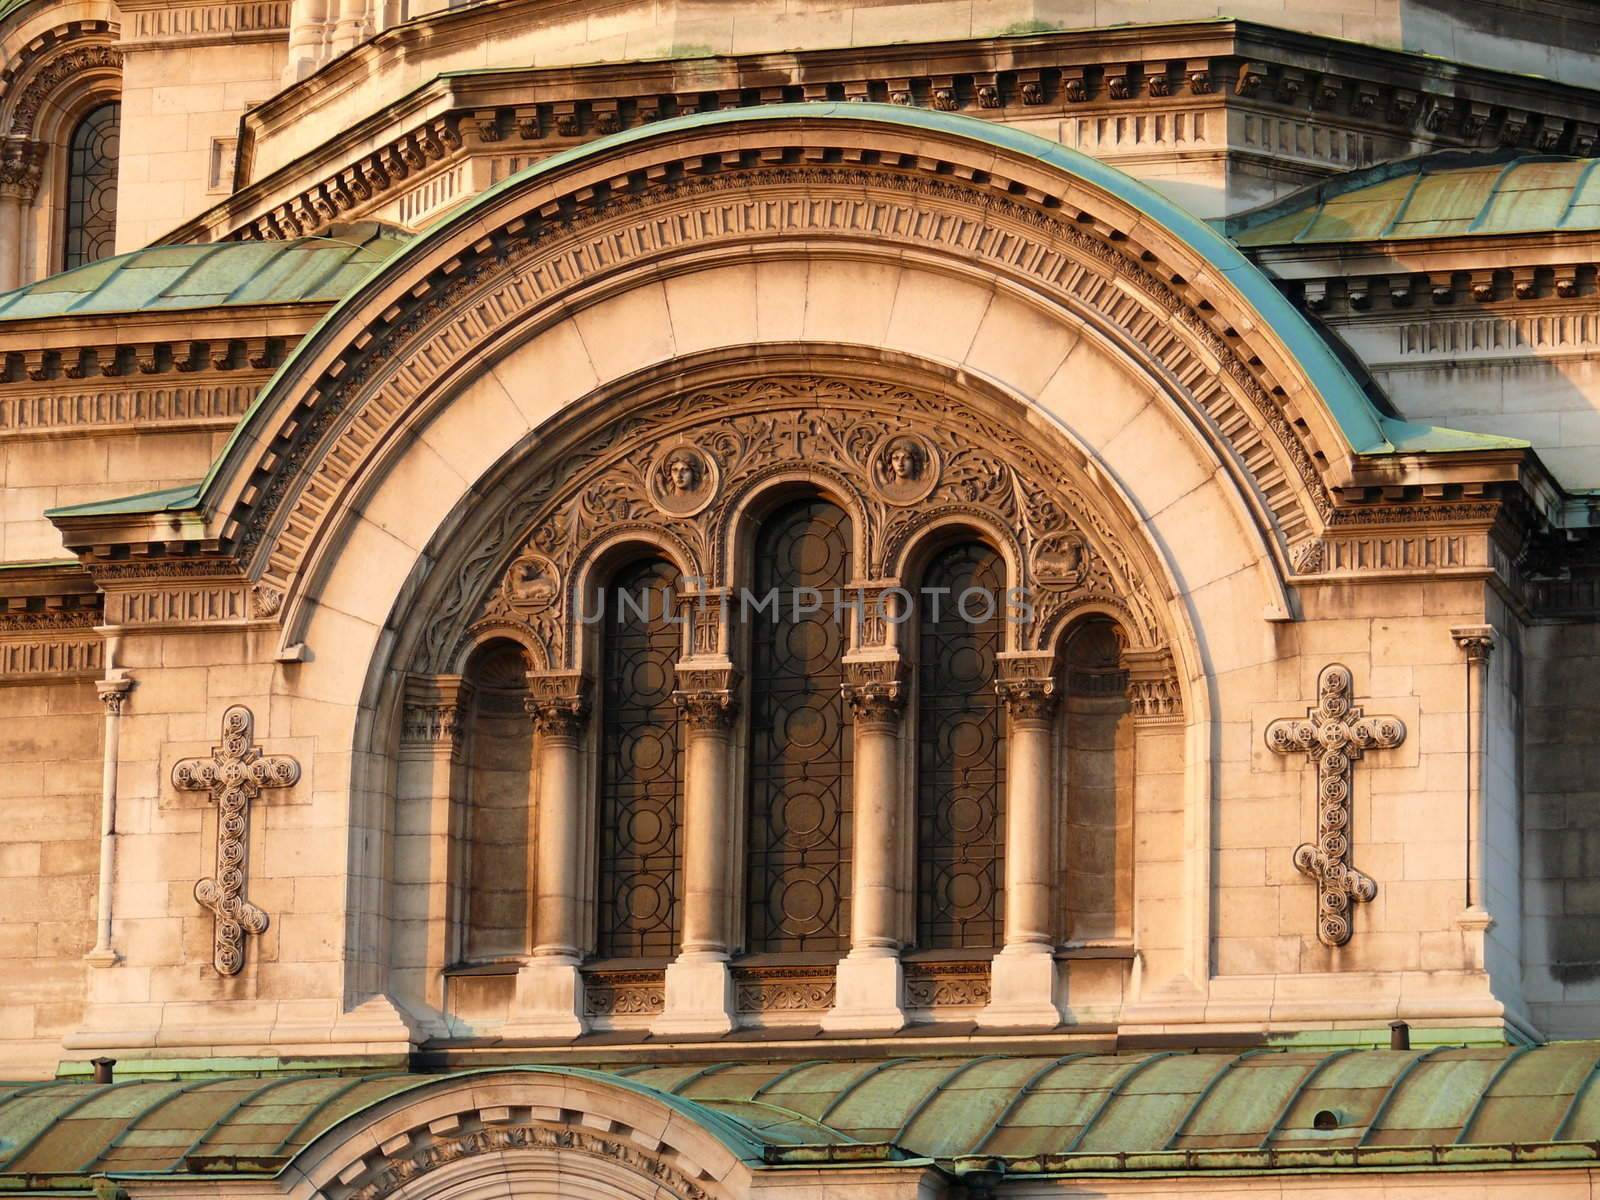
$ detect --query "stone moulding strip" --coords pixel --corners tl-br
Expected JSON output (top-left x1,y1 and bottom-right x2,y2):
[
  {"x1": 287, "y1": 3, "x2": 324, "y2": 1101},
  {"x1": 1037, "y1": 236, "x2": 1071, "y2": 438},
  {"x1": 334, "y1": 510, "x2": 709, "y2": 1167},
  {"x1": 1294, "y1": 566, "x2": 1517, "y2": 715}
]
[
  {"x1": 0, "y1": 632, "x2": 101, "y2": 680},
  {"x1": 0, "y1": 380, "x2": 259, "y2": 437},
  {"x1": 193, "y1": 18, "x2": 1600, "y2": 246},
  {"x1": 233, "y1": 140, "x2": 1332, "y2": 608}
]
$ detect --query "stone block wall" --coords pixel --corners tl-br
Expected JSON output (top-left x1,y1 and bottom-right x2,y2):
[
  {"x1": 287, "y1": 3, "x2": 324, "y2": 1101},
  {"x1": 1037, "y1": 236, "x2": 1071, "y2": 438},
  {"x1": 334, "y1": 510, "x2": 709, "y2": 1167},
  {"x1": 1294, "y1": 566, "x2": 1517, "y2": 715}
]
[
  {"x1": 1522, "y1": 619, "x2": 1600, "y2": 1038},
  {"x1": 0, "y1": 678, "x2": 100, "y2": 1077}
]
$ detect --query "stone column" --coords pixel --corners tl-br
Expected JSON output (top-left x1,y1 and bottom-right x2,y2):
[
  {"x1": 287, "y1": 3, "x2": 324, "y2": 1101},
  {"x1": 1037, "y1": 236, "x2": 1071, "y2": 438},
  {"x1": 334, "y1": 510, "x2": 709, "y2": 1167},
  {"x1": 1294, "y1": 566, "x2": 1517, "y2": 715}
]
[
  {"x1": 85, "y1": 674, "x2": 132, "y2": 968},
  {"x1": 0, "y1": 138, "x2": 45, "y2": 292},
  {"x1": 982, "y1": 654, "x2": 1064, "y2": 1029},
  {"x1": 655, "y1": 663, "x2": 739, "y2": 1036},
  {"x1": 396, "y1": 674, "x2": 470, "y2": 1017},
  {"x1": 825, "y1": 656, "x2": 908, "y2": 1033},
  {"x1": 1451, "y1": 625, "x2": 1497, "y2": 951},
  {"x1": 504, "y1": 672, "x2": 589, "y2": 1039}
]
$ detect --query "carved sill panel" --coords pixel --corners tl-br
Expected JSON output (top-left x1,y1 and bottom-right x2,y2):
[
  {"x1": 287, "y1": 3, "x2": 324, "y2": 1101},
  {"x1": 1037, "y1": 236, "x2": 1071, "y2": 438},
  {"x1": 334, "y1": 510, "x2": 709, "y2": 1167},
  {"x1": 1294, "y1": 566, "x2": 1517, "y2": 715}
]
[
  {"x1": 582, "y1": 969, "x2": 666, "y2": 1020},
  {"x1": 904, "y1": 961, "x2": 992, "y2": 1009},
  {"x1": 733, "y1": 965, "x2": 836, "y2": 1014}
]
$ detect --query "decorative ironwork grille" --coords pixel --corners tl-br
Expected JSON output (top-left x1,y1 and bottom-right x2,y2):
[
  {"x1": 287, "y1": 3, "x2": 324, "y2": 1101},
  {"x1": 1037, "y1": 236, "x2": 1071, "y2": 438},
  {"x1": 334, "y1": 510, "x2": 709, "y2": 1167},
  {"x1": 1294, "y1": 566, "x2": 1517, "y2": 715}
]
[
  {"x1": 747, "y1": 499, "x2": 853, "y2": 953},
  {"x1": 64, "y1": 104, "x2": 119, "y2": 270},
  {"x1": 916, "y1": 541, "x2": 1006, "y2": 949},
  {"x1": 597, "y1": 558, "x2": 683, "y2": 958}
]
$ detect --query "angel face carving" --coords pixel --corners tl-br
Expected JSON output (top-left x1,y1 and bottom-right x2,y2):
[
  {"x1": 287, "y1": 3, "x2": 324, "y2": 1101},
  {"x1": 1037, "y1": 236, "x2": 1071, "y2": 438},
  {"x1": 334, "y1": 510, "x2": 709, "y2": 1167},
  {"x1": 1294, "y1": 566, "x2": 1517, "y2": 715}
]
[
  {"x1": 870, "y1": 432, "x2": 939, "y2": 506},
  {"x1": 647, "y1": 442, "x2": 719, "y2": 517}
]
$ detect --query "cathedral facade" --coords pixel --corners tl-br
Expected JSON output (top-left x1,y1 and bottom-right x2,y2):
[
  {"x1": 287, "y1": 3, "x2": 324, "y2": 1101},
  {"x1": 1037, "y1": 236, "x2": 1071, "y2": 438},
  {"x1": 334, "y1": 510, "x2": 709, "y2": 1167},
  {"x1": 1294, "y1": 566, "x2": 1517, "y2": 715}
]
[{"x1": 1, "y1": 0, "x2": 1599, "y2": 1195}]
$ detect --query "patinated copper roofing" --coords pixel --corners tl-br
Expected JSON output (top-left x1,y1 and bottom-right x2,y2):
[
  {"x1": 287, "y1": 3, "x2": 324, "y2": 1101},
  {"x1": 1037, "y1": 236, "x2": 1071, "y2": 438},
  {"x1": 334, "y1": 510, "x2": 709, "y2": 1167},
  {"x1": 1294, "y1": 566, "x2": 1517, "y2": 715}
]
[
  {"x1": 0, "y1": 223, "x2": 410, "y2": 322},
  {"x1": 4, "y1": 1044, "x2": 1600, "y2": 1187},
  {"x1": 1230, "y1": 153, "x2": 1600, "y2": 246}
]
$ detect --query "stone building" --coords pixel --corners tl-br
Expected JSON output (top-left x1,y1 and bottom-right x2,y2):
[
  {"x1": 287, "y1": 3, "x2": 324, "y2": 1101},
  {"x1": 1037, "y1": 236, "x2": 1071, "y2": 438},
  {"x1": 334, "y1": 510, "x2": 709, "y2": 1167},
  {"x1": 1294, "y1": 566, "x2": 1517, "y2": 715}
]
[{"x1": 1, "y1": 0, "x2": 1599, "y2": 1195}]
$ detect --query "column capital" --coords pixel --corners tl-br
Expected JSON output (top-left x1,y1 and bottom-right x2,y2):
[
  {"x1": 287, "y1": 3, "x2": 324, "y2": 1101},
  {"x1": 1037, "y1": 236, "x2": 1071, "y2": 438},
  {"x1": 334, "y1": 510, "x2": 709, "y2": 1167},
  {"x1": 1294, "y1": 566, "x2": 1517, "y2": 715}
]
[
  {"x1": 95, "y1": 674, "x2": 133, "y2": 716},
  {"x1": 524, "y1": 670, "x2": 589, "y2": 739},
  {"x1": 1451, "y1": 624, "x2": 1496, "y2": 665},
  {"x1": 841, "y1": 655, "x2": 906, "y2": 727},
  {"x1": 401, "y1": 673, "x2": 472, "y2": 746},
  {"x1": 0, "y1": 137, "x2": 45, "y2": 203},
  {"x1": 674, "y1": 662, "x2": 741, "y2": 731},
  {"x1": 1123, "y1": 646, "x2": 1184, "y2": 722}
]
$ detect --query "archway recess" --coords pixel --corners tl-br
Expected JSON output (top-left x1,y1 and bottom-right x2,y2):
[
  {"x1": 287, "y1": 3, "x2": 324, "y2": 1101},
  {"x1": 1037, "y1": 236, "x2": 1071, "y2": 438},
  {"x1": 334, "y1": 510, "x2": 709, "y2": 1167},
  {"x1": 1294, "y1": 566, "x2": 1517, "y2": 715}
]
[{"x1": 46, "y1": 102, "x2": 1464, "y2": 1039}]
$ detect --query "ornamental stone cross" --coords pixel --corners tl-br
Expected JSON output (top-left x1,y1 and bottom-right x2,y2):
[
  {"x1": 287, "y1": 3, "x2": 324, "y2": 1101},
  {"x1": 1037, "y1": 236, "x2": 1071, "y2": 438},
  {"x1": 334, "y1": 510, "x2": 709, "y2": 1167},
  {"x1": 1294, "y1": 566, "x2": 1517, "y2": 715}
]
[
  {"x1": 1266, "y1": 664, "x2": 1405, "y2": 948},
  {"x1": 172, "y1": 705, "x2": 300, "y2": 975}
]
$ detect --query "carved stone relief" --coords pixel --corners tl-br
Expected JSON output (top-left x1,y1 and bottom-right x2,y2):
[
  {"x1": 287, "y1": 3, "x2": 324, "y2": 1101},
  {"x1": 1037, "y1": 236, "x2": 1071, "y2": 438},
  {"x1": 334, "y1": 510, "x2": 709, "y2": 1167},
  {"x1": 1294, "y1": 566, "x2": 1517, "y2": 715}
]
[
  {"x1": 237, "y1": 158, "x2": 1334, "y2": 601},
  {"x1": 171, "y1": 706, "x2": 300, "y2": 975},
  {"x1": 423, "y1": 376, "x2": 1169, "y2": 677},
  {"x1": 1266, "y1": 664, "x2": 1405, "y2": 947}
]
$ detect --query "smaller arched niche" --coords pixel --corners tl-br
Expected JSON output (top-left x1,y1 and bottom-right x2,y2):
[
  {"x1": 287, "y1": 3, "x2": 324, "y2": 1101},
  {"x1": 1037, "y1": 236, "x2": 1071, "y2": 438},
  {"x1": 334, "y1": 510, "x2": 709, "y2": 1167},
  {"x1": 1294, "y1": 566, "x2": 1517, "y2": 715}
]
[
  {"x1": 1058, "y1": 617, "x2": 1135, "y2": 943},
  {"x1": 745, "y1": 496, "x2": 854, "y2": 956},
  {"x1": 595, "y1": 556, "x2": 684, "y2": 961},
  {"x1": 915, "y1": 539, "x2": 1006, "y2": 952},
  {"x1": 458, "y1": 639, "x2": 534, "y2": 964}
]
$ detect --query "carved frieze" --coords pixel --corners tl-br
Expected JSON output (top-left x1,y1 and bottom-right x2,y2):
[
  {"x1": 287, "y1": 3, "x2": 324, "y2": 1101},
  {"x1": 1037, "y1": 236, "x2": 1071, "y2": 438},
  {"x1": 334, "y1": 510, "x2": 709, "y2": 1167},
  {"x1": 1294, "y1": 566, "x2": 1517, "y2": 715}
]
[
  {"x1": 904, "y1": 961, "x2": 992, "y2": 1008},
  {"x1": 582, "y1": 969, "x2": 666, "y2": 1018},
  {"x1": 734, "y1": 965, "x2": 835, "y2": 1013}
]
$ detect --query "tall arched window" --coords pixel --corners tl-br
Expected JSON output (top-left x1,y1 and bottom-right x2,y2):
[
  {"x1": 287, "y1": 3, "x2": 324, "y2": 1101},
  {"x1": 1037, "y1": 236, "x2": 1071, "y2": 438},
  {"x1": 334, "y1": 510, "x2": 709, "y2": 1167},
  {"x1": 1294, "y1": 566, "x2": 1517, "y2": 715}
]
[
  {"x1": 747, "y1": 498, "x2": 853, "y2": 954},
  {"x1": 460, "y1": 642, "x2": 533, "y2": 962},
  {"x1": 916, "y1": 541, "x2": 1006, "y2": 949},
  {"x1": 64, "y1": 103, "x2": 120, "y2": 270},
  {"x1": 596, "y1": 558, "x2": 683, "y2": 959}
]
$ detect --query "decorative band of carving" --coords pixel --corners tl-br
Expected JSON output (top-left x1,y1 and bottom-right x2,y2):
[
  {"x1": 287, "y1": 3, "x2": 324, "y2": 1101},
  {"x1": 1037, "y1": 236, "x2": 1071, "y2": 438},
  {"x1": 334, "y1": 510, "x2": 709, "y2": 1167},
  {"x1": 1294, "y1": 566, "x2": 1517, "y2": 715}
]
[
  {"x1": 0, "y1": 634, "x2": 101, "y2": 680},
  {"x1": 904, "y1": 961, "x2": 992, "y2": 1008},
  {"x1": 733, "y1": 965, "x2": 836, "y2": 1014},
  {"x1": 7, "y1": 45, "x2": 121, "y2": 139},
  {"x1": 128, "y1": 1, "x2": 290, "y2": 40},
  {"x1": 0, "y1": 381, "x2": 259, "y2": 434},
  {"x1": 582, "y1": 970, "x2": 665, "y2": 1018}
]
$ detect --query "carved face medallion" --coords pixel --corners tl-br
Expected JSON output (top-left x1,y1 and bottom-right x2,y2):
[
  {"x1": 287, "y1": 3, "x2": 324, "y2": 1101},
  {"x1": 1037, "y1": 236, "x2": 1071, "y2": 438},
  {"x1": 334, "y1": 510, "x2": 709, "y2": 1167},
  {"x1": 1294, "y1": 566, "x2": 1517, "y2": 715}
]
[
  {"x1": 869, "y1": 433, "x2": 939, "y2": 506},
  {"x1": 503, "y1": 550, "x2": 561, "y2": 610},
  {"x1": 1031, "y1": 530, "x2": 1091, "y2": 588},
  {"x1": 646, "y1": 441, "x2": 719, "y2": 517}
]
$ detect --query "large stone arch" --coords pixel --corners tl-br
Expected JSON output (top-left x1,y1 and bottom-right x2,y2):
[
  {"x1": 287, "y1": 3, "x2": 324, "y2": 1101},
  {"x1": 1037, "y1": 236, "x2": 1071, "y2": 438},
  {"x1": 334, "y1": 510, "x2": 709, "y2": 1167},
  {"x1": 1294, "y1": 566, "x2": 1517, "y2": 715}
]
[
  {"x1": 197, "y1": 102, "x2": 1398, "y2": 644},
  {"x1": 280, "y1": 1068, "x2": 758, "y2": 1199}
]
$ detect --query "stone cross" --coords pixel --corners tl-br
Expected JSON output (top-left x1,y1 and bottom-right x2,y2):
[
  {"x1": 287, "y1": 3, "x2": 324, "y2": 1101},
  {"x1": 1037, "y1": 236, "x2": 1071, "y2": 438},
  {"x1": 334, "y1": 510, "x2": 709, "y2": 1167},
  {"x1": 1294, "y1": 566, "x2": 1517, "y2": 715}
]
[
  {"x1": 172, "y1": 705, "x2": 300, "y2": 975},
  {"x1": 1266, "y1": 664, "x2": 1405, "y2": 948}
]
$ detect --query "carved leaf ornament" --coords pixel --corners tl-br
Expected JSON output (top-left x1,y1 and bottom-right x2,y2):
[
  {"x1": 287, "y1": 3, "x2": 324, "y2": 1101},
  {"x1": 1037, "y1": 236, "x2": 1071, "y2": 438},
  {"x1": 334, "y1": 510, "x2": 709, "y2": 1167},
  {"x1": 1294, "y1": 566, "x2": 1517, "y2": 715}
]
[{"x1": 420, "y1": 377, "x2": 1169, "y2": 674}]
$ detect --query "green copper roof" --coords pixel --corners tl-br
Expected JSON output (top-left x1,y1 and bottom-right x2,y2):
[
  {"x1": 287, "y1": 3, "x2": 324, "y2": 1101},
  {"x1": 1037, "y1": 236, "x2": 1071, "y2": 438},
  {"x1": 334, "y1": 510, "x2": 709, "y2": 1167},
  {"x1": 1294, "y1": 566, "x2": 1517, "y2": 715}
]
[
  {"x1": 0, "y1": 222, "x2": 410, "y2": 322},
  {"x1": 1230, "y1": 153, "x2": 1600, "y2": 247},
  {"x1": 5, "y1": 1046, "x2": 1600, "y2": 1185}
]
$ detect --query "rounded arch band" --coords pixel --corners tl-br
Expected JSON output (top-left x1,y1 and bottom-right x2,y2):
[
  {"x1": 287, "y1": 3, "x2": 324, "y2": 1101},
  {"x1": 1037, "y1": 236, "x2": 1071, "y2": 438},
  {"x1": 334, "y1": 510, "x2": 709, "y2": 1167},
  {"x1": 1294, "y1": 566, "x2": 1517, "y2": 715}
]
[{"x1": 402, "y1": 349, "x2": 1178, "y2": 685}]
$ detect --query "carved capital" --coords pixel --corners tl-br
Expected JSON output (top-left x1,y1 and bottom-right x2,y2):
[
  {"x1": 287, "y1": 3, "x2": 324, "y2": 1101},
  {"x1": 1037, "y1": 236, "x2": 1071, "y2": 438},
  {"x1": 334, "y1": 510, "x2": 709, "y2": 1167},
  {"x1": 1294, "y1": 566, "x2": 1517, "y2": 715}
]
[
  {"x1": 841, "y1": 657, "x2": 906, "y2": 727},
  {"x1": 1123, "y1": 647, "x2": 1183, "y2": 722},
  {"x1": 524, "y1": 671, "x2": 589, "y2": 738},
  {"x1": 402, "y1": 674, "x2": 471, "y2": 747},
  {"x1": 1451, "y1": 624, "x2": 1496, "y2": 666},
  {"x1": 673, "y1": 662, "x2": 739, "y2": 731},
  {"x1": 95, "y1": 675, "x2": 133, "y2": 716},
  {"x1": 0, "y1": 137, "x2": 46, "y2": 202},
  {"x1": 997, "y1": 676, "x2": 1058, "y2": 723}
]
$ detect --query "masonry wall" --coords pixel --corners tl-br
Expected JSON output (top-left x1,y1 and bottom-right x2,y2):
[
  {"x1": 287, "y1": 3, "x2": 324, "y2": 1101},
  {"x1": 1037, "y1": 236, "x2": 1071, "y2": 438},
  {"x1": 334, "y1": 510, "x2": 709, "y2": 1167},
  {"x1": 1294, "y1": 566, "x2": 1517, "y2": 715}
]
[
  {"x1": 0, "y1": 678, "x2": 100, "y2": 1077},
  {"x1": 1522, "y1": 618, "x2": 1600, "y2": 1039}
]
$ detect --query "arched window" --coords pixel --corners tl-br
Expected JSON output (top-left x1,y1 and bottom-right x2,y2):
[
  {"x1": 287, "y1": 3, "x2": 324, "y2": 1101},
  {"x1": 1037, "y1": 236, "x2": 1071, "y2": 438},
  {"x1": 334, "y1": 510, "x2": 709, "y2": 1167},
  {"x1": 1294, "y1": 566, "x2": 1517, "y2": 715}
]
[
  {"x1": 63, "y1": 103, "x2": 120, "y2": 271},
  {"x1": 747, "y1": 498, "x2": 853, "y2": 954},
  {"x1": 596, "y1": 558, "x2": 683, "y2": 958},
  {"x1": 916, "y1": 541, "x2": 1006, "y2": 950},
  {"x1": 460, "y1": 642, "x2": 533, "y2": 962},
  {"x1": 1060, "y1": 617, "x2": 1133, "y2": 941}
]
